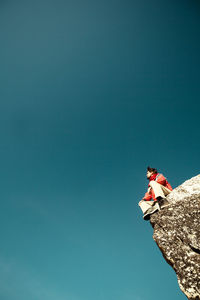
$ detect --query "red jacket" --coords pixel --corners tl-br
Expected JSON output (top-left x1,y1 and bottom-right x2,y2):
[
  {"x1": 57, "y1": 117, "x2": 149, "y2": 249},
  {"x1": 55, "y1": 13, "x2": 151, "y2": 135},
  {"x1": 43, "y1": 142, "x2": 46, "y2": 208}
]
[{"x1": 143, "y1": 173, "x2": 173, "y2": 201}]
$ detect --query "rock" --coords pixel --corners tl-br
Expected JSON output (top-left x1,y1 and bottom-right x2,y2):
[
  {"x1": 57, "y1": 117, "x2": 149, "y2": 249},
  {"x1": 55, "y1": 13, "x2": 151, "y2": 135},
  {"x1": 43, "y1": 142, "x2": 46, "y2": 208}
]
[{"x1": 150, "y1": 175, "x2": 200, "y2": 300}]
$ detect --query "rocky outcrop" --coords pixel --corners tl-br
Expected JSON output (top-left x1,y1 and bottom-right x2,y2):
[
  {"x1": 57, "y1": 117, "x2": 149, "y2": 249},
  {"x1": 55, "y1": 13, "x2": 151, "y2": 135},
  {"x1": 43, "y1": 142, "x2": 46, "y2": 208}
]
[{"x1": 150, "y1": 175, "x2": 200, "y2": 300}]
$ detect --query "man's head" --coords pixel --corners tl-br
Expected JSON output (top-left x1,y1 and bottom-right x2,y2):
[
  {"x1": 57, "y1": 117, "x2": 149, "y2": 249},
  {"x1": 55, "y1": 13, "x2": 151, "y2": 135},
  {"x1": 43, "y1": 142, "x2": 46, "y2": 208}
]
[{"x1": 146, "y1": 166, "x2": 157, "y2": 179}]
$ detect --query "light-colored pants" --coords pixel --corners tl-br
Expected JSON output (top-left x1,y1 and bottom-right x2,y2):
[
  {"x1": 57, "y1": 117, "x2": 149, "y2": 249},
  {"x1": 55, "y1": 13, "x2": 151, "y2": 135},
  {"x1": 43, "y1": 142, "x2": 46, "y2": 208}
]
[
  {"x1": 138, "y1": 181, "x2": 172, "y2": 214},
  {"x1": 138, "y1": 199, "x2": 157, "y2": 214}
]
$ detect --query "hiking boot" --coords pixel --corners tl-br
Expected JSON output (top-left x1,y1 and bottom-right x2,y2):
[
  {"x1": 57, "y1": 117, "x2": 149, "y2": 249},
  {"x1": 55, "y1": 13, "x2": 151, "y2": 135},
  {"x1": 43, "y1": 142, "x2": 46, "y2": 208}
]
[
  {"x1": 157, "y1": 197, "x2": 169, "y2": 209},
  {"x1": 143, "y1": 206, "x2": 159, "y2": 221}
]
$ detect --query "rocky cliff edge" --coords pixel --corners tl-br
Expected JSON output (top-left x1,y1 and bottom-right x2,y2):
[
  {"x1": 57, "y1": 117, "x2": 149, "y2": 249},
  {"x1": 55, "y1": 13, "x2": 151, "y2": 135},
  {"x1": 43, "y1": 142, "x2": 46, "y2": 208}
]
[{"x1": 150, "y1": 175, "x2": 200, "y2": 300}]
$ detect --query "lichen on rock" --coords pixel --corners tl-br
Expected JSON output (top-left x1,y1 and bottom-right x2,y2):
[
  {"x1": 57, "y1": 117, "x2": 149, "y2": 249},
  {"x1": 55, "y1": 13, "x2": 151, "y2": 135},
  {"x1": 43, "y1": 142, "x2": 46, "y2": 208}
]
[{"x1": 150, "y1": 175, "x2": 200, "y2": 300}]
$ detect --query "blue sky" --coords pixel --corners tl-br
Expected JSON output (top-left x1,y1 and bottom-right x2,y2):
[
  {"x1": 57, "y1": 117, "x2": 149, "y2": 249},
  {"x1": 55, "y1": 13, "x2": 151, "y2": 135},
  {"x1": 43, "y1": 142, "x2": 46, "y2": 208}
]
[{"x1": 0, "y1": 0, "x2": 199, "y2": 299}]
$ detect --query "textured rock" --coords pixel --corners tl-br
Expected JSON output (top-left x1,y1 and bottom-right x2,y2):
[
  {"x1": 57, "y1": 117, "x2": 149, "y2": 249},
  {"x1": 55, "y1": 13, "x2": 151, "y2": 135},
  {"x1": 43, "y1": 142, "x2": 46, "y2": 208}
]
[{"x1": 150, "y1": 175, "x2": 200, "y2": 300}]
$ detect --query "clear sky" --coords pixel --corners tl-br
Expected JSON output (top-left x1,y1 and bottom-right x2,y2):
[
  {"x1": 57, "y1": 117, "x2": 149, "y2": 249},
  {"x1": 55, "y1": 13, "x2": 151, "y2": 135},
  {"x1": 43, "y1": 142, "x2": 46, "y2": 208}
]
[{"x1": 0, "y1": 0, "x2": 200, "y2": 299}]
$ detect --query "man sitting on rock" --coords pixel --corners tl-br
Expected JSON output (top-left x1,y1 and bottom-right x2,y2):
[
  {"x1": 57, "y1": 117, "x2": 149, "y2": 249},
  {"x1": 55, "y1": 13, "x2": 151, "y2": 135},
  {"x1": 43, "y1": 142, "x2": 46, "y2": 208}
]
[{"x1": 139, "y1": 166, "x2": 173, "y2": 221}]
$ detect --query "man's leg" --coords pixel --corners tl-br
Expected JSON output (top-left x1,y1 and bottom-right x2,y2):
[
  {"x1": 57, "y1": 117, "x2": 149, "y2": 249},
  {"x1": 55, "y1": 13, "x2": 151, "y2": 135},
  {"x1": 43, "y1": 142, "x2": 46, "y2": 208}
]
[
  {"x1": 149, "y1": 181, "x2": 171, "y2": 199},
  {"x1": 149, "y1": 181, "x2": 171, "y2": 209},
  {"x1": 138, "y1": 200, "x2": 154, "y2": 214},
  {"x1": 138, "y1": 200, "x2": 159, "y2": 220}
]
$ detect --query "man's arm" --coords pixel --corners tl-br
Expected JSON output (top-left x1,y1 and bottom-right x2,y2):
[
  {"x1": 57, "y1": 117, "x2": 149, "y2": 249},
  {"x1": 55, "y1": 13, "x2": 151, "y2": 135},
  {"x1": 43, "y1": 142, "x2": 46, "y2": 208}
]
[
  {"x1": 156, "y1": 174, "x2": 166, "y2": 186},
  {"x1": 143, "y1": 190, "x2": 152, "y2": 201}
]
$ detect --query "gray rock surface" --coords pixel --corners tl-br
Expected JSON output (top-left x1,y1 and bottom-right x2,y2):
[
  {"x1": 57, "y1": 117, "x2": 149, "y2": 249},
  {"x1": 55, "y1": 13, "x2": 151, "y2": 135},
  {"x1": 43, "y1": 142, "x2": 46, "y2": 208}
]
[{"x1": 150, "y1": 175, "x2": 200, "y2": 300}]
